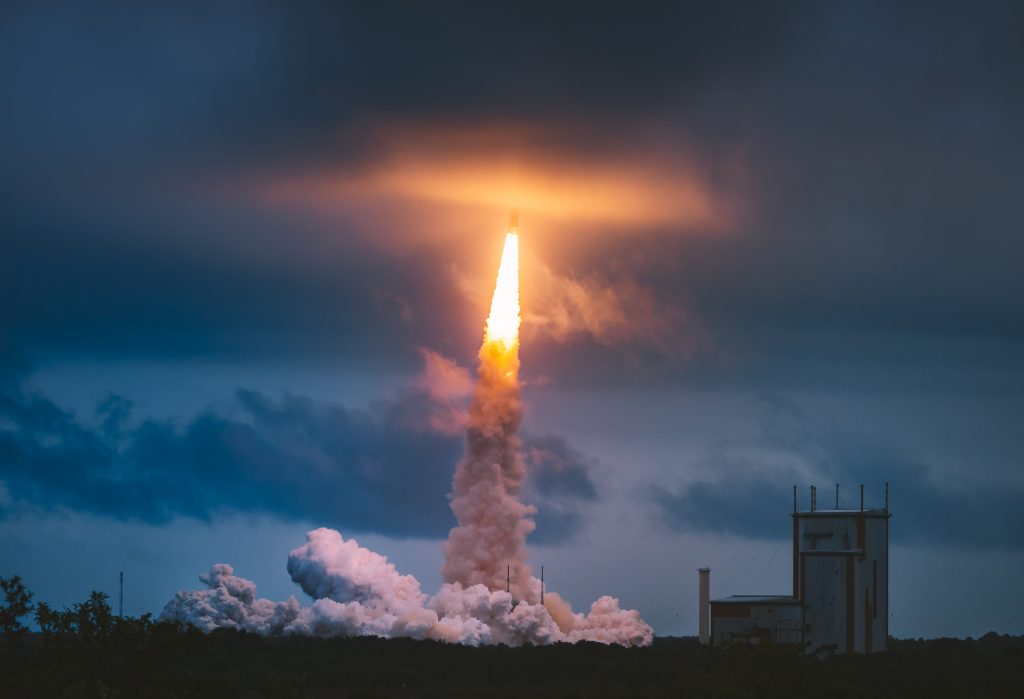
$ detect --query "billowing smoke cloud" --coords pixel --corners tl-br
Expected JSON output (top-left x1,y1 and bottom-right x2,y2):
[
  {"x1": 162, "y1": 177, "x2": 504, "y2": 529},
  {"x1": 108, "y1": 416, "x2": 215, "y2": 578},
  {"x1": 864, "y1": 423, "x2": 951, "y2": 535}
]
[
  {"x1": 161, "y1": 234, "x2": 652, "y2": 646},
  {"x1": 286, "y1": 528, "x2": 427, "y2": 610},
  {"x1": 162, "y1": 528, "x2": 653, "y2": 646},
  {"x1": 159, "y1": 564, "x2": 304, "y2": 635}
]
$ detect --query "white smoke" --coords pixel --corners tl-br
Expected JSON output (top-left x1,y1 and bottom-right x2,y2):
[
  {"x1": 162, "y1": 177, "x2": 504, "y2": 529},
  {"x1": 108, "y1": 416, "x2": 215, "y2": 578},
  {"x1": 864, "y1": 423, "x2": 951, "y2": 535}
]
[
  {"x1": 286, "y1": 528, "x2": 426, "y2": 611},
  {"x1": 161, "y1": 528, "x2": 652, "y2": 646},
  {"x1": 160, "y1": 563, "x2": 303, "y2": 635}
]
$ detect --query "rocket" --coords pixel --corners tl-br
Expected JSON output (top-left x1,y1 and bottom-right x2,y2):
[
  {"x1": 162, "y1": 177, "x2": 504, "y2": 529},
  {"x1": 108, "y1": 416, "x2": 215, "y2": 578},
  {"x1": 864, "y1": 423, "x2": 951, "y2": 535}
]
[{"x1": 508, "y1": 208, "x2": 519, "y2": 233}]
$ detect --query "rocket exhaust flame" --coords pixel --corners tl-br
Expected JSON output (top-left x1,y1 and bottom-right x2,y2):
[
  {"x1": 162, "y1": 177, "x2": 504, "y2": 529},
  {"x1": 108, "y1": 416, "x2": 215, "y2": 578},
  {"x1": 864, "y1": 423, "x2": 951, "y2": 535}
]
[
  {"x1": 483, "y1": 232, "x2": 520, "y2": 351},
  {"x1": 160, "y1": 214, "x2": 653, "y2": 647}
]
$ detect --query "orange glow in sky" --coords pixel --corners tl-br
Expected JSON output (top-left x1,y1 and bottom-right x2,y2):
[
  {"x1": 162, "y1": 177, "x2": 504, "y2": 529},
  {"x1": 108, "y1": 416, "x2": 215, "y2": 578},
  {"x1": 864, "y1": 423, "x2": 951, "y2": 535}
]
[{"x1": 259, "y1": 123, "x2": 737, "y2": 234}]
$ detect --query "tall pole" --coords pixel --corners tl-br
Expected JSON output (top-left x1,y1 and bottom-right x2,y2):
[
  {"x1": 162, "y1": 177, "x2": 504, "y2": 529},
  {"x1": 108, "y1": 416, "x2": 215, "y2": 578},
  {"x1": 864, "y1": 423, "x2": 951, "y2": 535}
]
[
  {"x1": 698, "y1": 567, "x2": 711, "y2": 645},
  {"x1": 119, "y1": 572, "x2": 123, "y2": 618},
  {"x1": 541, "y1": 566, "x2": 545, "y2": 606}
]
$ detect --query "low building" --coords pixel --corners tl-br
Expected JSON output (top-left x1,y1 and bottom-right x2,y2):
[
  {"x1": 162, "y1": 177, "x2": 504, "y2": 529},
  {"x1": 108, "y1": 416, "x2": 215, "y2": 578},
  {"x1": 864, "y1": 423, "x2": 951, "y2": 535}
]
[{"x1": 710, "y1": 595, "x2": 802, "y2": 645}]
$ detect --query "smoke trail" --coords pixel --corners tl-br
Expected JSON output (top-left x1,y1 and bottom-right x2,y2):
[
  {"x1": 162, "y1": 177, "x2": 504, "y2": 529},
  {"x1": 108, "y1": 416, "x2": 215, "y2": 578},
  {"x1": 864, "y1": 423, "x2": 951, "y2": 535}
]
[{"x1": 442, "y1": 230, "x2": 535, "y2": 598}]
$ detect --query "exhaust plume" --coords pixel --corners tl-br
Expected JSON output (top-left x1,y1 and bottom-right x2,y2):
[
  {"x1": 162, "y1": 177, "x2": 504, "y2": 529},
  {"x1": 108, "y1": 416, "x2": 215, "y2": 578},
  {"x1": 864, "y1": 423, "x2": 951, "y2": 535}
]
[
  {"x1": 161, "y1": 217, "x2": 653, "y2": 646},
  {"x1": 441, "y1": 229, "x2": 536, "y2": 599}
]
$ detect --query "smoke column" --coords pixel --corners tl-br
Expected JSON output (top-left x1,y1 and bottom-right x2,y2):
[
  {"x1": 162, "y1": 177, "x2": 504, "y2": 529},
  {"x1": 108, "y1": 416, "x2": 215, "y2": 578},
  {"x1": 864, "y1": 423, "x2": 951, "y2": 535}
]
[
  {"x1": 161, "y1": 218, "x2": 653, "y2": 646},
  {"x1": 441, "y1": 229, "x2": 537, "y2": 599}
]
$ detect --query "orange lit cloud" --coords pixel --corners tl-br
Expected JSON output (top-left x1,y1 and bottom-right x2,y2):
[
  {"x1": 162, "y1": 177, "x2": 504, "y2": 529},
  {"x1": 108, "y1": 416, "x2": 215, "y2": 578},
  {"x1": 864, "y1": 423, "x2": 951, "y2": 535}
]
[{"x1": 262, "y1": 122, "x2": 737, "y2": 232}]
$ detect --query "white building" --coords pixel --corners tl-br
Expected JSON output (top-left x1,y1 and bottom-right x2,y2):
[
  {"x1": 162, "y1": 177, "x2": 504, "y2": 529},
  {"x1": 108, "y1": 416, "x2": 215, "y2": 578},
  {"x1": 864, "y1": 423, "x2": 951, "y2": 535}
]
[{"x1": 702, "y1": 485, "x2": 890, "y2": 653}]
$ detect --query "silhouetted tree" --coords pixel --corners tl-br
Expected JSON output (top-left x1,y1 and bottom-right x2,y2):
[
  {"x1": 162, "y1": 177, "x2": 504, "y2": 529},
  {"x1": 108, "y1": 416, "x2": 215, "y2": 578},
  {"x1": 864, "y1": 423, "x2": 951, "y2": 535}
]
[{"x1": 0, "y1": 575, "x2": 33, "y2": 645}]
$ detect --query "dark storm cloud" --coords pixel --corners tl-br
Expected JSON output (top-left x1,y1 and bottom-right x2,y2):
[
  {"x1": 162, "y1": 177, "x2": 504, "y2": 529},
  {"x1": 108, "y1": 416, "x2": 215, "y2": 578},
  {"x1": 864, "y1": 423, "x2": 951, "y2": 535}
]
[
  {"x1": 0, "y1": 1, "x2": 796, "y2": 177},
  {"x1": 653, "y1": 395, "x2": 1024, "y2": 548},
  {"x1": 522, "y1": 434, "x2": 599, "y2": 544},
  {"x1": 0, "y1": 202, "x2": 458, "y2": 364},
  {"x1": 524, "y1": 435, "x2": 598, "y2": 501},
  {"x1": 2, "y1": 0, "x2": 1023, "y2": 378},
  {"x1": 0, "y1": 354, "x2": 596, "y2": 542},
  {"x1": 658, "y1": 1, "x2": 1024, "y2": 377}
]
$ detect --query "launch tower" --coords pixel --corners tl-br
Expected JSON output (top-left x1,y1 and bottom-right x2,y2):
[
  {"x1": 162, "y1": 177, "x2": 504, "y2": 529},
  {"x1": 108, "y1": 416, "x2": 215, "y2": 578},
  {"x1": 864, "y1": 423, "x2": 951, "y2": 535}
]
[{"x1": 705, "y1": 484, "x2": 890, "y2": 653}]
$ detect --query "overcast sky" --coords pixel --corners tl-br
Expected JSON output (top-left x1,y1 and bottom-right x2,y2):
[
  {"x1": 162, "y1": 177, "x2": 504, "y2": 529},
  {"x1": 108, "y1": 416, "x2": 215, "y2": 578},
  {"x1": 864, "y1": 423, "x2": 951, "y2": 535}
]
[{"x1": 2, "y1": 0, "x2": 1022, "y2": 638}]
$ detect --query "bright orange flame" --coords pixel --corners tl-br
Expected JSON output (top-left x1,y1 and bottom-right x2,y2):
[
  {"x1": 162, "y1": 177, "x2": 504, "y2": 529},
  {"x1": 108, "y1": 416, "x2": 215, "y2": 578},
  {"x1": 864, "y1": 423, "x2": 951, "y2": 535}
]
[{"x1": 484, "y1": 231, "x2": 520, "y2": 349}]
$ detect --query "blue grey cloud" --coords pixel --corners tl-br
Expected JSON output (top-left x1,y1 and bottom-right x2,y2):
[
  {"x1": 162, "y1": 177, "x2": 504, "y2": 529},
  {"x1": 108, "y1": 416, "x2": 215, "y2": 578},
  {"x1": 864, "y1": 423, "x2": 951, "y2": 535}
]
[
  {"x1": 0, "y1": 352, "x2": 596, "y2": 542},
  {"x1": 522, "y1": 434, "x2": 599, "y2": 544},
  {"x1": 0, "y1": 382, "x2": 454, "y2": 536},
  {"x1": 653, "y1": 395, "x2": 1024, "y2": 548}
]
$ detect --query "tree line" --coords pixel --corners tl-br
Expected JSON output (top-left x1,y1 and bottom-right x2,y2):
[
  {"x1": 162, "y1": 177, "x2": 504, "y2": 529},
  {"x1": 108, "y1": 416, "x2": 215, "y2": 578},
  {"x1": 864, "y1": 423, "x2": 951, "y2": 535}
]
[{"x1": 2, "y1": 575, "x2": 1022, "y2": 698}]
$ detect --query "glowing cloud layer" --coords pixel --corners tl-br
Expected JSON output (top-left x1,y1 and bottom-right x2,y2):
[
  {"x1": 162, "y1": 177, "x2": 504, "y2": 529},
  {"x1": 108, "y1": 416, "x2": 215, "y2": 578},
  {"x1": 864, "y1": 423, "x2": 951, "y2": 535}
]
[{"x1": 260, "y1": 122, "x2": 737, "y2": 231}]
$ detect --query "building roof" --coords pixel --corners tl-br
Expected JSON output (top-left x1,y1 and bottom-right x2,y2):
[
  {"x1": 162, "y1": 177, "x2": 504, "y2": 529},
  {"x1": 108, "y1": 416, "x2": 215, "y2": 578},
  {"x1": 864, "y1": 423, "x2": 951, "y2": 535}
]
[
  {"x1": 792, "y1": 508, "x2": 891, "y2": 518},
  {"x1": 802, "y1": 548, "x2": 863, "y2": 556},
  {"x1": 710, "y1": 595, "x2": 800, "y2": 605}
]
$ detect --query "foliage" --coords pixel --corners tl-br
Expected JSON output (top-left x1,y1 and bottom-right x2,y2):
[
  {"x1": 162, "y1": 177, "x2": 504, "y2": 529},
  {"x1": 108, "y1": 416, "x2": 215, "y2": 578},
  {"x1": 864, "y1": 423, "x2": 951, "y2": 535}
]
[
  {"x1": 0, "y1": 575, "x2": 34, "y2": 644},
  {"x1": 7, "y1": 587, "x2": 216, "y2": 697},
  {"x1": 1, "y1": 577, "x2": 1022, "y2": 698}
]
